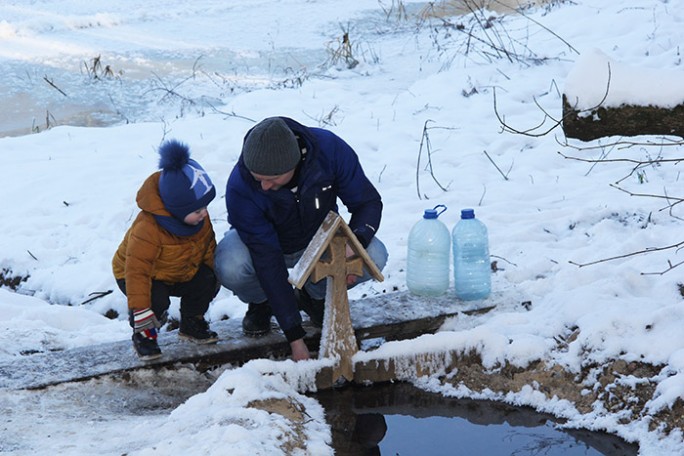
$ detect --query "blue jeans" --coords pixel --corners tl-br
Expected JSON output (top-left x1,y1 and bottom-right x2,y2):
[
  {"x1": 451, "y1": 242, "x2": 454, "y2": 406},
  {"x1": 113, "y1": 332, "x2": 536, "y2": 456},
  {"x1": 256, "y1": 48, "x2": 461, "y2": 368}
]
[{"x1": 214, "y1": 229, "x2": 388, "y2": 303}]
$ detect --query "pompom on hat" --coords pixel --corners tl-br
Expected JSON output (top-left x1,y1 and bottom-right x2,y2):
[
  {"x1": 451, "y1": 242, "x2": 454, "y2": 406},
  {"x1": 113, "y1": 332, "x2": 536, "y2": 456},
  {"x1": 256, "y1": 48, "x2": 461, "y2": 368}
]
[
  {"x1": 158, "y1": 140, "x2": 216, "y2": 221},
  {"x1": 242, "y1": 117, "x2": 301, "y2": 176}
]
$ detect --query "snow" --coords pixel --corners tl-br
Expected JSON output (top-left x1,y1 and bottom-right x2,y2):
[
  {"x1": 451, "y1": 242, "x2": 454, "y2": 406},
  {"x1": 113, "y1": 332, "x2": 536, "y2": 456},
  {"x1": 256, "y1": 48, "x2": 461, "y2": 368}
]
[
  {"x1": 1, "y1": 0, "x2": 684, "y2": 454},
  {"x1": 565, "y1": 48, "x2": 684, "y2": 110}
]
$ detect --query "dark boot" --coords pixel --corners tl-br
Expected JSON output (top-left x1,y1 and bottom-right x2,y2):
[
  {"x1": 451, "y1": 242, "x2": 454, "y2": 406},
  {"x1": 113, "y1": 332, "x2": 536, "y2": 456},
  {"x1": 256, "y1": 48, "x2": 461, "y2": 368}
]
[
  {"x1": 132, "y1": 332, "x2": 162, "y2": 361},
  {"x1": 242, "y1": 302, "x2": 272, "y2": 337},
  {"x1": 179, "y1": 316, "x2": 219, "y2": 344},
  {"x1": 295, "y1": 288, "x2": 324, "y2": 327}
]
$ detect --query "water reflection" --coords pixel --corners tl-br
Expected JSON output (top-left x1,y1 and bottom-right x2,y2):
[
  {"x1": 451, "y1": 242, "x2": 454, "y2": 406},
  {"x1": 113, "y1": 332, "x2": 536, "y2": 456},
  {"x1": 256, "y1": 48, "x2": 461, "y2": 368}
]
[{"x1": 313, "y1": 382, "x2": 638, "y2": 456}]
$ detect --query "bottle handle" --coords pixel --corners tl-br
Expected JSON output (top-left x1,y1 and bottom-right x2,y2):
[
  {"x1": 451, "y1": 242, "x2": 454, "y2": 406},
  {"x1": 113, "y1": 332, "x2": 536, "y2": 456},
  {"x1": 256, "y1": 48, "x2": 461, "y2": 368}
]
[{"x1": 432, "y1": 205, "x2": 447, "y2": 217}]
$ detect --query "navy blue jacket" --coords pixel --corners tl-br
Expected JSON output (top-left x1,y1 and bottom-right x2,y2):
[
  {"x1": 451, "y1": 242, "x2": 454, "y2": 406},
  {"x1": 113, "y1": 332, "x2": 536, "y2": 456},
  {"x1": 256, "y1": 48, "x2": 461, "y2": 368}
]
[{"x1": 225, "y1": 117, "x2": 382, "y2": 341}]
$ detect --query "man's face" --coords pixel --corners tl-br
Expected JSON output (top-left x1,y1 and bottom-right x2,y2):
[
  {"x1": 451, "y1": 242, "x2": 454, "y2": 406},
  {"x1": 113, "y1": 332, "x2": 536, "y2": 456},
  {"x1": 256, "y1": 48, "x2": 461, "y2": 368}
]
[{"x1": 251, "y1": 169, "x2": 296, "y2": 191}]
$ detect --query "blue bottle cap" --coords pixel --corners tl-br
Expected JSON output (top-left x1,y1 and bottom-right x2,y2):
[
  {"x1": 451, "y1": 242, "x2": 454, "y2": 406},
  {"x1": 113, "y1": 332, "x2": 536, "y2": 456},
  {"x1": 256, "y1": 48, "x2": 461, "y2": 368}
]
[
  {"x1": 424, "y1": 204, "x2": 447, "y2": 219},
  {"x1": 461, "y1": 208, "x2": 475, "y2": 219}
]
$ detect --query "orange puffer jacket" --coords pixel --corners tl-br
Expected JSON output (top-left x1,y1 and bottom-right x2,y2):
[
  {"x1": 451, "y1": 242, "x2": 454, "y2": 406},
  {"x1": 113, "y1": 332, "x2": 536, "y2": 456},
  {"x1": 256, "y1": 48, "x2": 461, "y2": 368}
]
[{"x1": 112, "y1": 172, "x2": 216, "y2": 311}]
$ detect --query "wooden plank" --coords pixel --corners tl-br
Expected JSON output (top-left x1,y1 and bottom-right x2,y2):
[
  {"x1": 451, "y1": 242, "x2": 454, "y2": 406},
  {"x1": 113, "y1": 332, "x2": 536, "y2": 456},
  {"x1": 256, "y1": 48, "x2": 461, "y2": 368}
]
[
  {"x1": 0, "y1": 291, "x2": 496, "y2": 390},
  {"x1": 0, "y1": 317, "x2": 297, "y2": 390},
  {"x1": 332, "y1": 215, "x2": 383, "y2": 282},
  {"x1": 289, "y1": 211, "x2": 383, "y2": 289},
  {"x1": 288, "y1": 211, "x2": 342, "y2": 289},
  {"x1": 354, "y1": 312, "x2": 458, "y2": 342}
]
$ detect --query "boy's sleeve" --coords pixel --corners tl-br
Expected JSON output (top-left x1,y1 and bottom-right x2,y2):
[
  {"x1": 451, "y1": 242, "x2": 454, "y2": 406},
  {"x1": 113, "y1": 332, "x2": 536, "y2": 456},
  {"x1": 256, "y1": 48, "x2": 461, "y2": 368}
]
[
  {"x1": 202, "y1": 219, "x2": 217, "y2": 270},
  {"x1": 124, "y1": 221, "x2": 161, "y2": 311}
]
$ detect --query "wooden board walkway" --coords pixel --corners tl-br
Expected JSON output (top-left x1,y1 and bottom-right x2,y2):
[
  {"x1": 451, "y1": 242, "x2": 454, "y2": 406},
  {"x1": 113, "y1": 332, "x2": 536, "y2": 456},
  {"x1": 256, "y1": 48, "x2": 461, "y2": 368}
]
[{"x1": 0, "y1": 291, "x2": 493, "y2": 390}]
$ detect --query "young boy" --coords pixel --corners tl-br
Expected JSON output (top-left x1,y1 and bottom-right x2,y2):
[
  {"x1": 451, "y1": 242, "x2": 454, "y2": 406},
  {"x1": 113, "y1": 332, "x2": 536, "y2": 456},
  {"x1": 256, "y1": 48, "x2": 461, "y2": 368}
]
[{"x1": 112, "y1": 139, "x2": 219, "y2": 360}]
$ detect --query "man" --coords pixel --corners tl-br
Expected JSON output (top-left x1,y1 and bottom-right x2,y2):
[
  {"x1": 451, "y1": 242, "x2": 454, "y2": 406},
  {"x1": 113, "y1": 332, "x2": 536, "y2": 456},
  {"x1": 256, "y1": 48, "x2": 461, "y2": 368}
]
[{"x1": 215, "y1": 116, "x2": 388, "y2": 361}]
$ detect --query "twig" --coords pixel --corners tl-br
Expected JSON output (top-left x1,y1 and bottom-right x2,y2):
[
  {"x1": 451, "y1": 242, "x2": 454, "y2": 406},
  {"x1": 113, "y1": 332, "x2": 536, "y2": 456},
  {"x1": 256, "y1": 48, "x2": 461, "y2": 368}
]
[
  {"x1": 416, "y1": 120, "x2": 451, "y2": 199},
  {"x1": 378, "y1": 164, "x2": 387, "y2": 183},
  {"x1": 557, "y1": 151, "x2": 681, "y2": 166},
  {"x1": 558, "y1": 150, "x2": 683, "y2": 184},
  {"x1": 204, "y1": 103, "x2": 256, "y2": 122},
  {"x1": 641, "y1": 259, "x2": 684, "y2": 275},
  {"x1": 557, "y1": 135, "x2": 684, "y2": 151},
  {"x1": 415, "y1": 120, "x2": 431, "y2": 199},
  {"x1": 43, "y1": 75, "x2": 68, "y2": 97},
  {"x1": 145, "y1": 72, "x2": 196, "y2": 103},
  {"x1": 492, "y1": 0, "x2": 579, "y2": 55},
  {"x1": 493, "y1": 87, "x2": 562, "y2": 137},
  {"x1": 569, "y1": 240, "x2": 684, "y2": 268},
  {"x1": 491, "y1": 254, "x2": 518, "y2": 268},
  {"x1": 483, "y1": 150, "x2": 510, "y2": 180},
  {"x1": 81, "y1": 290, "x2": 113, "y2": 305},
  {"x1": 494, "y1": 62, "x2": 613, "y2": 138},
  {"x1": 609, "y1": 183, "x2": 684, "y2": 213}
]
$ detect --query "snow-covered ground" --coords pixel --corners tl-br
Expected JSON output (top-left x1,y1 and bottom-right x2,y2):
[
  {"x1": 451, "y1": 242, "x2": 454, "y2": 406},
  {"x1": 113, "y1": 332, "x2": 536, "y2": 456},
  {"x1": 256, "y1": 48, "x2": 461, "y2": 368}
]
[{"x1": 1, "y1": 0, "x2": 684, "y2": 454}]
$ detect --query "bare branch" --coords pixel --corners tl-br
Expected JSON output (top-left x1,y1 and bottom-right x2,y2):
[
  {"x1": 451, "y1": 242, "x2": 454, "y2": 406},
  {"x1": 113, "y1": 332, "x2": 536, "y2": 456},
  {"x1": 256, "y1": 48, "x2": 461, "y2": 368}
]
[
  {"x1": 416, "y1": 120, "x2": 453, "y2": 199},
  {"x1": 609, "y1": 183, "x2": 684, "y2": 213},
  {"x1": 557, "y1": 135, "x2": 684, "y2": 151},
  {"x1": 569, "y1": 240, "x2": 684, "y2": 268},
  {"x1": 43, "y1": 75, "x2": 68, "y2": 97},
  {"x1": 557, "y1": 151, "x2": 682, "y2": 166},
  {"x1": 204, "y1": 103, "x2": 256, "y2": 122},
  {"x1": 495, "y1": 62, "x2": 613, "y2": 138},
  {"x1": 491, "y1": 0, "x2": 579, "y2": 55},
  {"x1": 80, "y1": 290, "x2": 113, "y2": 305},
  {"x1": 641, "y1": 259, "x2": 684, "y2": 275},
  {"x1": 483, "y1": 150, "x2": 510, "y2": 180}
]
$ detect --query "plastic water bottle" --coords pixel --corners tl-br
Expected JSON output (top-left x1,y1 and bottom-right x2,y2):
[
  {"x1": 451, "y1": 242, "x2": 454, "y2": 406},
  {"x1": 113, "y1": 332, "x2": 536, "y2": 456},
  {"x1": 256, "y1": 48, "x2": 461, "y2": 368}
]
[
  {"x1": 452, "y1": 208, "x2": 491, "y2": 300},
  {"x1": 406, "y1": 205, "x2": 450, "y2": 296}
]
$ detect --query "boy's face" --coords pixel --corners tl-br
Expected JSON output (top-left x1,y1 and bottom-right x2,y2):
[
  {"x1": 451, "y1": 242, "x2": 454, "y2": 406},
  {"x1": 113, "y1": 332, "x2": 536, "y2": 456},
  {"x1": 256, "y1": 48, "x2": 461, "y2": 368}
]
[
  {"x1": 184, "y1": 207, "x2": 208, "y2": 225},
  {"x1": 250, "y1": 169, "x2": 295, "y2": 191}
]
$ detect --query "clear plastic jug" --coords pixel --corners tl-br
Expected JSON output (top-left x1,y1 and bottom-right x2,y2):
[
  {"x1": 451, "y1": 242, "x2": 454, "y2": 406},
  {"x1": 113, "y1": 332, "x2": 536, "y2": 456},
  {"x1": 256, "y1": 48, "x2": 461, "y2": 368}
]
[
  {"x1": 452, "y1": 208, "x2": 491, "y2": 300},
  {"x1": 407, "y1": 205, "x2": 450, "y2": 296}
]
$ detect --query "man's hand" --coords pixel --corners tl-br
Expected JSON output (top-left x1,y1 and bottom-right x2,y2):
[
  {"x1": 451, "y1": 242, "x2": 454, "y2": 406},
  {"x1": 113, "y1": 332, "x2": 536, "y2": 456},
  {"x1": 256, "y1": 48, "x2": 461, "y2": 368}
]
[{"x1": 290, "y1": 338, "x2": 310, "y2": 361}]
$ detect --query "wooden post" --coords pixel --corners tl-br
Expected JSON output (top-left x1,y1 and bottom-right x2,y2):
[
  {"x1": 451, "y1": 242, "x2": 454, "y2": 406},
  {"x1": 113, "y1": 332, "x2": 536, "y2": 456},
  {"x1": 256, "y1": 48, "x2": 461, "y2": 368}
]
[
  {"x1": 313, "y1": 234, "x2": 363, "y2": 383},
  {"x1": 289, "y1": 211, "x2": 383, "y2": 385}
]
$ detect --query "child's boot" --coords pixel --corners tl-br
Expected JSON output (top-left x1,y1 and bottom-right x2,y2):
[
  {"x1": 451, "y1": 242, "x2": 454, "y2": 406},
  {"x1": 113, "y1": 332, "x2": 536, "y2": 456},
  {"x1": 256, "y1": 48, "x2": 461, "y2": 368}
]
[
  {"x1": 131, "y1": 308, "x2": 162, "y2": 360},
  {"x1": 132, "y1": 331, "x2": 162, "y2": 360}
]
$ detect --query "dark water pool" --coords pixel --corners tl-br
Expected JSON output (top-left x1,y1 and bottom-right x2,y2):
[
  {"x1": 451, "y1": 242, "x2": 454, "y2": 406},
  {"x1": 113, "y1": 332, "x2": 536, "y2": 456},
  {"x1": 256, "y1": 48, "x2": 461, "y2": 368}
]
[{"x1": 313, "y1": 382, "x2": 638, "y2": 456}]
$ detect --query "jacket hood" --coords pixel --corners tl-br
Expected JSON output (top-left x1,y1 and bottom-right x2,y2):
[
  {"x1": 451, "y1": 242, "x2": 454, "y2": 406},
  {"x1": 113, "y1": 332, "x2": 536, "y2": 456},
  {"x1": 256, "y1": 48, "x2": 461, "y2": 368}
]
[{"x1": 136, "y1": 172, "x2": 172, "y2": 216}]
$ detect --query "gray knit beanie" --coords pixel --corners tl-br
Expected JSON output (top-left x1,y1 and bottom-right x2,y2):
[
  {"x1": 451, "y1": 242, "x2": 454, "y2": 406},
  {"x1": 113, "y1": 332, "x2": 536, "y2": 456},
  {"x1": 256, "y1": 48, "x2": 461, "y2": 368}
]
[{"x1": 242, "y1": 117, "x2": 301, "y2": 175}]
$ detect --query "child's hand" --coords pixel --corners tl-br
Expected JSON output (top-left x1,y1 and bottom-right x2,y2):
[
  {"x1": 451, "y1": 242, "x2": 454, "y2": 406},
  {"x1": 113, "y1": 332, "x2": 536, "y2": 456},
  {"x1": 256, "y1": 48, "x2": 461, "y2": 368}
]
[{"x1": 133, "y1": 308, "x2": 161, "y2": 339}]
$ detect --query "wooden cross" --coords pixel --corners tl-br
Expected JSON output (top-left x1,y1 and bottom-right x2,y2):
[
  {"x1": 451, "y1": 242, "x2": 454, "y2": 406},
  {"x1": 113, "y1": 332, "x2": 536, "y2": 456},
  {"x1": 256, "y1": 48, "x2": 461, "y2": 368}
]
[{"x1": 289, "y1": 211, "x2": 384, "y2": 384}]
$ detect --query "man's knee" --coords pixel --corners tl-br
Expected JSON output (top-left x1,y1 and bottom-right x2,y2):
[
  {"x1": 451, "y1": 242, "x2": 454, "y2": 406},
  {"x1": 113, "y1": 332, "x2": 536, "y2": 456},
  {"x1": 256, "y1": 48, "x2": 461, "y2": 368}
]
[
  {"x1": 214, "y1": 230, "x2": 253, "y2": 288},
  {"x1": 367, "y1": 237, "x2": 389, "y2": 272}
]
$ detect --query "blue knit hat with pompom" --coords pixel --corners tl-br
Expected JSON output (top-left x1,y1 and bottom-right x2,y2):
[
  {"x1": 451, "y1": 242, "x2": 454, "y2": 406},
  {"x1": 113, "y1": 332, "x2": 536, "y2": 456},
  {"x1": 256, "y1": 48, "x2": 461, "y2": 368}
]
[{"x1": 158, "y1": 139, "x2": 216, "y2": 220}]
